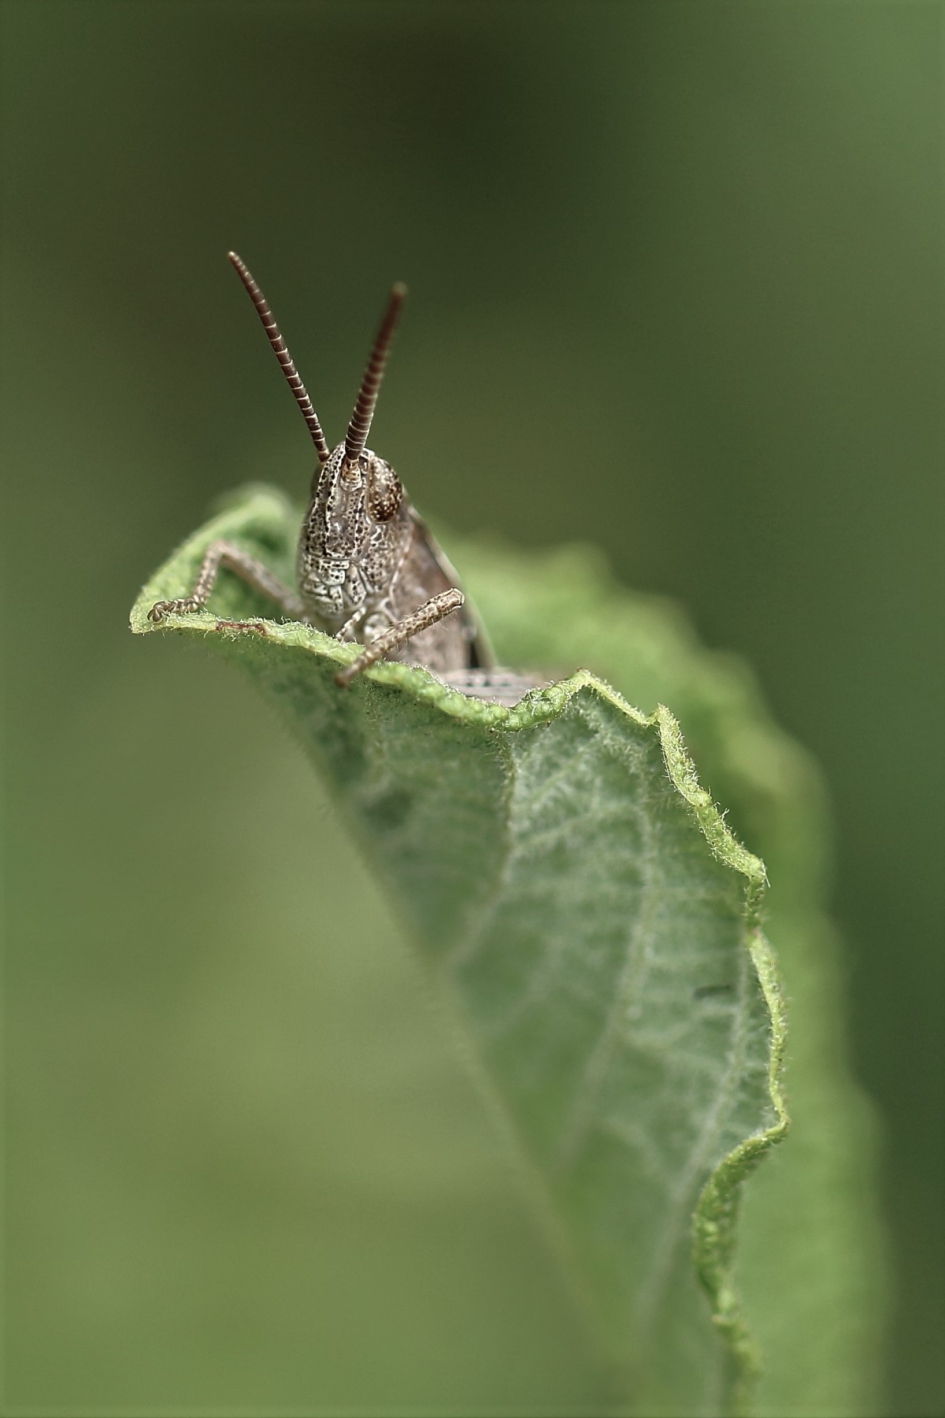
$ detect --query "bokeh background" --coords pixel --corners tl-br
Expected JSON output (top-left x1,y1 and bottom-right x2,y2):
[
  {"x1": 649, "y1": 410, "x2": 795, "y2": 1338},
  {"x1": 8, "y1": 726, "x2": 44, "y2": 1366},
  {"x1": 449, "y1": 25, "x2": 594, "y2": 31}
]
[{"x1": 3, "y1": 3, "x2": 942, "y2": 1414}]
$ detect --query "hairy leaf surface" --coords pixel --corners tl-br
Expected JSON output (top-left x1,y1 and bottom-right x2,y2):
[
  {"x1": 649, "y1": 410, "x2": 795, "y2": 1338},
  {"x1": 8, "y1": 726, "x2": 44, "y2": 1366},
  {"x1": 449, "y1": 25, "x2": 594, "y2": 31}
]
[{"x1": 131, "y1": 485, "x2": 788, "y2": 1416}]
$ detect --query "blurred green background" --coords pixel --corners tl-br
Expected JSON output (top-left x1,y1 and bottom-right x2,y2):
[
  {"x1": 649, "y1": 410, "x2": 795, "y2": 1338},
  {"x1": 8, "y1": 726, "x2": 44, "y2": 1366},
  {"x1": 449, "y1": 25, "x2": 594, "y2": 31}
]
[{"x1": 2, "y1": 3, "x2": 942, "y2": 1415}]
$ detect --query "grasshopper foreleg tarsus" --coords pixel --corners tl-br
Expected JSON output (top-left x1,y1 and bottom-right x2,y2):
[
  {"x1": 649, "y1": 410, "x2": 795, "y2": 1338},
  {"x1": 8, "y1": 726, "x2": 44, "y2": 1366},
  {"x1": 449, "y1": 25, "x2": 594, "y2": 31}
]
[
  {"x1": 148, "y1": 539, "x2": 305, "y2": 623},
  {"x1": 334, "y1": 589, "x2": 465, "y2": 688}
]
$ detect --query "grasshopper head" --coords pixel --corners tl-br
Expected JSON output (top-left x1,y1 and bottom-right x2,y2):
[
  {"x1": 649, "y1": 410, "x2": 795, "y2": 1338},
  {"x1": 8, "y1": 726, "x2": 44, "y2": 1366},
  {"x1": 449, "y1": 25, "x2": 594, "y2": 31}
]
[{"x1": 297, "y1": 442, "x2": 410, "y2": 627}]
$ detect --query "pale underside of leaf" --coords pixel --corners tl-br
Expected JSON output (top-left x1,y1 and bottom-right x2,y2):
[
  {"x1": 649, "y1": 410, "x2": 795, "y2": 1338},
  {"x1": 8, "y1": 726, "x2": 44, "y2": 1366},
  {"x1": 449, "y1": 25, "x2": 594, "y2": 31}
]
[{"x1": 131, "y1": 486, "x2": 789, "y2": 1417}]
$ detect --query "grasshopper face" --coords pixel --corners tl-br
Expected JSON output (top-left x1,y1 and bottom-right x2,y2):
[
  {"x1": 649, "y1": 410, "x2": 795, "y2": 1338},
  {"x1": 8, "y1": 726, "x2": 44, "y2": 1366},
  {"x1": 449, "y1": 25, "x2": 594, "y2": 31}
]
[{"x1": 297, "y1": 443, "x2": 412, "y2": 632}]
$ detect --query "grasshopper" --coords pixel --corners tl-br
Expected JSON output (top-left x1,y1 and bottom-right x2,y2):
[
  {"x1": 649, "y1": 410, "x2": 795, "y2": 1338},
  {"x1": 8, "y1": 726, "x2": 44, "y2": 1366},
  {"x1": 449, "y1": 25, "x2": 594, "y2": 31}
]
[{"x1": 150, "y1": 253, "x2": 531, "y2": 699}]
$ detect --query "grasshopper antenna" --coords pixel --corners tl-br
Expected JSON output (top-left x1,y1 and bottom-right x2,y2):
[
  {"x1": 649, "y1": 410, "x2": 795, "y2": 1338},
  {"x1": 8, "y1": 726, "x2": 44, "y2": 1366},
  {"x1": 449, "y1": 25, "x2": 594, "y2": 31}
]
[
  {"x1": 227, "y1": 251, "x2": 331, "y2": 467},
  {"x1": 343, "y1": 283, "x2": 407, "y2": 467}
]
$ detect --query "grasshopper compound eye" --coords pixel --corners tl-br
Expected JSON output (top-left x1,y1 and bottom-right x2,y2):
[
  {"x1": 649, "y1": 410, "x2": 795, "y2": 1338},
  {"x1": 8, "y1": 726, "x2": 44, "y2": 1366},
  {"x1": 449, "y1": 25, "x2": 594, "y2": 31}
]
[{"x1": 365, "y1": 457, "x2": 403, "y2": 524}]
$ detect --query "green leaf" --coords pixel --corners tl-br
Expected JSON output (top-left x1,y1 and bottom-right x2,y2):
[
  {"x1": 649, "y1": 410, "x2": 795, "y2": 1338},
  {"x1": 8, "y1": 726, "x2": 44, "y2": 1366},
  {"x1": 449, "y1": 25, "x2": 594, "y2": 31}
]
[{"x1": 130, "y1": 484, "x2": 834, "y2": 1416}]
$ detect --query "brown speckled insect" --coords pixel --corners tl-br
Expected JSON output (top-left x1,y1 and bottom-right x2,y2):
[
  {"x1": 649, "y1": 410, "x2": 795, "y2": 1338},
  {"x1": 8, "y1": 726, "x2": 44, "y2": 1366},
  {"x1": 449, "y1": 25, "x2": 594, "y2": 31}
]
[{"x1": 150, "y1": 252, "x2": 527, "y2": 697}]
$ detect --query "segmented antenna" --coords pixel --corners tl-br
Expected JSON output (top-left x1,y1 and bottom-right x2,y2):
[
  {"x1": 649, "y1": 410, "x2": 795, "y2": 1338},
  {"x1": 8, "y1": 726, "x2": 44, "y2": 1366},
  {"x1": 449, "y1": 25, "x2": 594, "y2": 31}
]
[
  {"x1": 227, "y1": 252, "x2": 331, "y2": 466},
  {"x1": 344, "y1": 283, "x2": 407, "y2": 466}
]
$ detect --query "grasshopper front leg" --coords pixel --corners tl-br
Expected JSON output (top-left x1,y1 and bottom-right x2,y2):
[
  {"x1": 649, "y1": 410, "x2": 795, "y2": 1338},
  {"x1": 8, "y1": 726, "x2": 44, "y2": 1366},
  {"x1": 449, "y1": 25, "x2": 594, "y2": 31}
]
[
  {"x1": 149, "y1": 539, "x2": 305, "y2": 622},
  {"x1": 334, "y1": 589, "x2": 465, "y2": 688}
]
